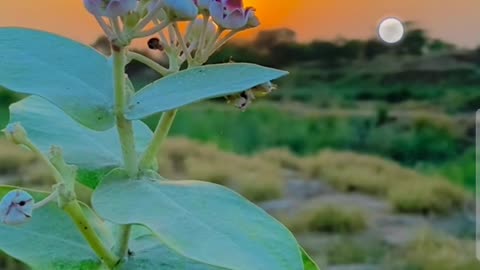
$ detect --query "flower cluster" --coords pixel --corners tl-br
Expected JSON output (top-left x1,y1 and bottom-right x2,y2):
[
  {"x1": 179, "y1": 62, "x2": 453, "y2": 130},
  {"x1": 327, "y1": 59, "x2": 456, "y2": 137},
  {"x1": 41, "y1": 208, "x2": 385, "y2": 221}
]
[
  {"x1": 83, "y1": 0, "x2": 258, "y2": 30},
  {"x1": 84, "y1": 0, "x2": 259, "y2": 67},
  {"x1": 84, "y1": 0, "x2": 272, "y2": 110}
]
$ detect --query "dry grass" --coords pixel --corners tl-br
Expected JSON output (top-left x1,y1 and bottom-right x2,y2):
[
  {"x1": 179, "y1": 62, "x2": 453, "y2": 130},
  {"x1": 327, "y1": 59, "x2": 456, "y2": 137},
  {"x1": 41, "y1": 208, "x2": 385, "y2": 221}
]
[
  {"x1": 394, "y1": 230, "x2": 480, "y2": 270},
  {"x1": 389, "y1": 180, "x2": 467, "y2": 215},
  {"x1": 325, "y1": 237, "x2": 386, "y2": 265},
  {"x1": 256, "y1": 148, "x2": 303, "y2": 171},
  {"x1": 279, "y1": 204, "x2": 368, "y2": 234},
  {"x1": 0, "y1": 137, "x2": 470, "y2": 214},
  {"x1": 0, "y1": 140, "x2": 35, "y2": 173},
  {"x1": 301, "y1": 150, "x2": 470, "y2": 214},
  {"x1": 158, "y1": 138, "x2": 284, "y2": 202},
  {"x1": 0, "y1": 139, "x2": 53, "y2": 187}
]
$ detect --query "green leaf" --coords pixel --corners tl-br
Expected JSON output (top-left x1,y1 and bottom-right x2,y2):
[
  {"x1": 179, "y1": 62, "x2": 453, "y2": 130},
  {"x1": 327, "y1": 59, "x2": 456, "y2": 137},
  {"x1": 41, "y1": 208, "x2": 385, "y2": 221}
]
[
  {"x1": 126, "y1": 63, "x2": 288, "y2": 120},
  {"x1": 7, "y1": 96, "x2": 152, "y2": 188},
  {"x1": 92, "y1": 169, "x2": 303, "y2": 270},
  {"x1": 0, "y1": 28, "x2": 114, "y2": 130},
  {"x1": 118, "y1": 226, "x2": 227, "y2": 270},
  {"x1": 301, "y1": 247, "x2": 320, "y2": 270},
  {"x1": 0, "y1": 186, "x2": 104, "y2": 270}
]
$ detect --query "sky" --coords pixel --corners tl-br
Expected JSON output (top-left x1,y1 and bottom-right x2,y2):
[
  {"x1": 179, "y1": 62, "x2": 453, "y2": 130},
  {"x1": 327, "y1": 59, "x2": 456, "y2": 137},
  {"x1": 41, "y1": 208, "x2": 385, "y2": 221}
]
[{"x1": 0, "y1": 0, "x2": 479, "y2": 48}]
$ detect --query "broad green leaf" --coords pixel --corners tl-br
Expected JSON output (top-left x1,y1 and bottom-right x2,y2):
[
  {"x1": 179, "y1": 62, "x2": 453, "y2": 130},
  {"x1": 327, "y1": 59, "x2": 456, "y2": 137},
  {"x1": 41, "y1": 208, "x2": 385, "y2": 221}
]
[
  {"x1": 92, "y1": 169, "x2": 303, "y2": 270},
  {"x1": 125, "y1": 63, "x2": 288, "y2": 120},
  {"x1": 7, "y1": 96, "x2": 152, "y2": 188},
  {"x1": 301, "y1": 247, "x2": 320, "y2": 270},
  {"x1": 0, "y1": 28, "x2": 114, "y2": 130},
  {"x1": 0, "y1": 186, "x2": 104, "y2": 269},
  {"x1": 118, "y1": 226, "x2": 227, "y2": 270}
]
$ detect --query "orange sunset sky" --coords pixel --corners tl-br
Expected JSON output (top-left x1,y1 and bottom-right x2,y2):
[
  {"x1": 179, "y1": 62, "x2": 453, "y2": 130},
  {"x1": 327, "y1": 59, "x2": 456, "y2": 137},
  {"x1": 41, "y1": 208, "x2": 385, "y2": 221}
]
[{"x1": 0, "y1": 1, "x2": 479, "y2": 48}]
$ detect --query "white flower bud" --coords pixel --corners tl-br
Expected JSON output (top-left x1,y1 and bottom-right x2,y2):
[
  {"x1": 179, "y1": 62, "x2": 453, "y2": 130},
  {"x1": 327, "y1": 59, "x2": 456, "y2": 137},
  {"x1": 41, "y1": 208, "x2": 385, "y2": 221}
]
[
  {"x1": 3, "y1": 123, "x2": 28, "y2": 145},
  {"x1": 0, "y1": 190, "x2": 34, "y2": 226},
  {"x1": 162, "y1": 0, "x2": 199, "y2": 21}
]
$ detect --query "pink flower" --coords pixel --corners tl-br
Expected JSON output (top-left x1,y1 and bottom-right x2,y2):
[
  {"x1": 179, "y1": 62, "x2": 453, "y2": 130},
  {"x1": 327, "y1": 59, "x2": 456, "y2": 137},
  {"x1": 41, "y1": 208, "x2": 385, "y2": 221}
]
[
  {"x1": 209, "y1": 0, "x2": 259, "y2": 30},
  {"x1": 83, "y1": 0, "x2": 137, "y2": 18}
]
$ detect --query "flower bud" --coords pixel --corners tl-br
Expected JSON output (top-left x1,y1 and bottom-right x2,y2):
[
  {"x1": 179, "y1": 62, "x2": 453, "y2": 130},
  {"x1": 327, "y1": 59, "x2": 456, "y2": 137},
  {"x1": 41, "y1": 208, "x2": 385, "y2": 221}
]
[
  {"x1": 194, "y1": 0, "x2": 211, "y2": 12},
  {"x1": 3, "y1": 123, "x2": 28, "y2": 145},
  {"x1": 210, "y1": 0, "x2": 259, "y2": 30},
  {"x1": 162, "y1": 0, "x2": 199, "y2": 21},
  {"x1": 0, "y1": 190, "x2": 34, "y2": 226},
  {"x1": 83, "y1": 0, "x2": 138, "y2": 18}
]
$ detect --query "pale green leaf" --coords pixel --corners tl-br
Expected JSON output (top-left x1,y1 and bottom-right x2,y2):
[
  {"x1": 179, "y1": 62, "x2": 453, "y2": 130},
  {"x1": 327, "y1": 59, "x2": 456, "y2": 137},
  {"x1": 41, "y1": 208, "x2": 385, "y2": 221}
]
[
  {"x1": 92, "y1": 169, "x2": 303, "y2": 270},
  {"x1": 0, "y1": 186, "x2": 104, "y2": 270},
  {"x1": 301, "y1": 247, "x2": 320, "y2": 270},
  {"x1": 0, "y1": 28, "x2": 114, "y2": 130},
  {"x1": 118, "y1": 226, "x2": 227, "y2": 270},
  {"x1": 126, "y1": 63, "x2": 288, "y2": 120},
  {"x1": 7, "y1": 96, "x2": 152, "y2": 188}
]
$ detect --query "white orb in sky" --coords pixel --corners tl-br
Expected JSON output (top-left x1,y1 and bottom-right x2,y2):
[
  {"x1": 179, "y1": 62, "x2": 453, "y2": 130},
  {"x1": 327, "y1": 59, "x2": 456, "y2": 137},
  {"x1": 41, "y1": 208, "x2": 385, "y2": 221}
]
[{"x1": 378, "y1": 17, "x2": 405, "y2": 44}]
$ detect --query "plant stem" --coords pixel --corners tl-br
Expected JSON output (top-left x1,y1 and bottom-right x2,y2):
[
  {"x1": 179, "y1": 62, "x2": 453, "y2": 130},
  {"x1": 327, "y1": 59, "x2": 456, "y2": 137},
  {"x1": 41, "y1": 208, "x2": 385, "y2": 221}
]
[
  {"x1": 114, "y1": 225, "x2": 132, "y2": 257},
  {"x1": 198, "y1": 14, "x2": 210, "y2": 53},
  {"x1": 64, "y1": 201, "x2": 119, "y2": 268},
  {"x1": 172, "y1": 22, "x2": 193, "y2": 64},
  {"x1": 21, "y1": 139, "x2": 119, "y2": 268},
  {"x1": 95, "y1": 15, "x2": 114, "y2": 37},
  {"x1": 112, "y1": 47, "x2": 138, "y2": 177},
  {"x1": 22, "y1": 140, "x2": 64, "y2": 184},
  {"x1": 211, "y1": 29, "x2": 238, "y2": 54},
  {"x1": 127, "y1": 52, "x2": 171, "y2": 76},
  {"x1": 139, "y1": 110, "x2": 177, "y2": 170},
  {"x1": 112, "y1": 45, "x2": 136, "y2": 260},
  {"x1": 33, "y1": 189, "x2": 58, "y2": 209},
  {"x1": 134, "y1": 20, "x2": 170, "y2": 38}
]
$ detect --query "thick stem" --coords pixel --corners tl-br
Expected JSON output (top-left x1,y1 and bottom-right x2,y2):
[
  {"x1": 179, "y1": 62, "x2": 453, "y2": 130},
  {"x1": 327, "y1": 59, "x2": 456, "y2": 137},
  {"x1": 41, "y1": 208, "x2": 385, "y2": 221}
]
[
  {"x1": 64, "y1": 201, "x2": 119, "y2": 268},
  {"x1": 113, "y1": 47, "x2": 138, "y2": 177},
  {"x1": 112, "y1": 46, "x2": 136, "y2": 258},
  {"x1": 114, "y1": 225, "x2": 132, "y2": 257},
  {"x1": 139, "y1": 110, "x2": 177, "y2": 170}
]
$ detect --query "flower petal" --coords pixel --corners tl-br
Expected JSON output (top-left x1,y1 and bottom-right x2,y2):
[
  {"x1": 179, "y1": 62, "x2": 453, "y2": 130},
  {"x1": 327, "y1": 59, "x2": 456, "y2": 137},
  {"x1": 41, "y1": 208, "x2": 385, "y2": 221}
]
[
  {"x1": 83, "y1": 0, "x2": 106, "y2": 16},
  {"x1": 105, "y1": 0, "x2": 138, "y2": 17}
]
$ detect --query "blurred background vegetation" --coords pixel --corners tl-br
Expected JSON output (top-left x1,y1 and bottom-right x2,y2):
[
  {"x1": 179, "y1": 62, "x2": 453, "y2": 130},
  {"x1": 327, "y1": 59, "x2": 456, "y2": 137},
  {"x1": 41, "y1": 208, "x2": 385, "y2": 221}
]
[{"x1": 0, "y1": 23, "x2": 479, "y2": 270}]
